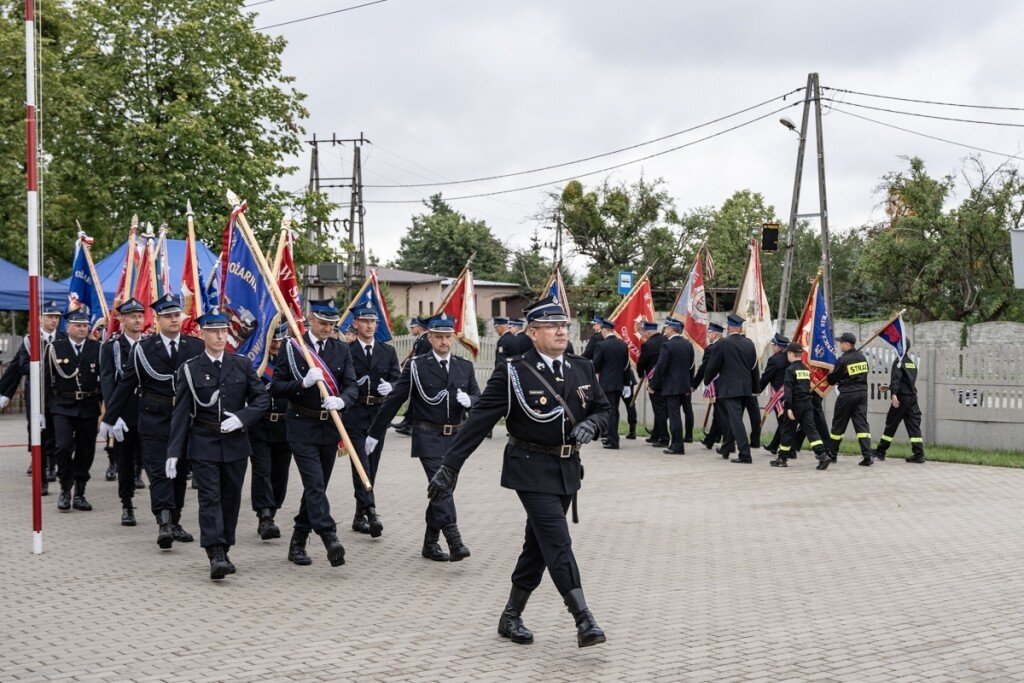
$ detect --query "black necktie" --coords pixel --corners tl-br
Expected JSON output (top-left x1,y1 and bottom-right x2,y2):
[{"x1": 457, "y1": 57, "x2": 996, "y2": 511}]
[
  {"x1": 169, "y1": 339, "x2": 177, "y2": 361},
  {"x1": 439, "y1": 359, "x2": 448, "y2": 375},
  {"x1": 552, "y1": 359, "x2": 563, "y2": 381},
  {"x1": 365, "y1": 345, "x2": 372, "y2": 364},
  {"x1": 317, "y1": 340, "x2": 324, "y2": 356},
  {"x1": 74, "y1": 344, "x2": 82, "y2": 357}
]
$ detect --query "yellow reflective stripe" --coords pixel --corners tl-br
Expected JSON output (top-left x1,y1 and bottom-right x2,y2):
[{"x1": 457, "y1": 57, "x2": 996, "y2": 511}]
[
  {"x1": 856, "y1": 432, "x2": 871, "y2": 439},
  {"x1": 880, "y1": 434, "x2": 894, "y2": 442},
  {"x1": 829, "y1": 434, "x2": 844, "y2": 441},
  {"x1": 909, "y1": 437, "x2": 923, "y2": 443},
  {"x1": 847, "y1": 361, "x2": 868, "y2": 375},
  {"x1": 808, "y1": 440, "x2": 823, "y2": 447},
  {"x1": 904, "y1": 362, "x2": 916, "y2": 369},
  {"x1": 795, "y1": 369, "x2": 810, "y2": 380},
  {"x1": 778, "y1": 445, "x2": 791, "y2": 452}
]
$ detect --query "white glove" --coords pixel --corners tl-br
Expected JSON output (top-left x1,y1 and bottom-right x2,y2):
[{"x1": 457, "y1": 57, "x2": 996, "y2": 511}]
[
  {"x1": 165, "y1": 457, "x2": 178, "y2": 479},
  {"x1": 455, "y1": 389, "x2": 472, "y2": 408},
  {"x1": 623, "y1": 386, "x2": 632, "y2": 399},
  {"x1": 376, "y1": 380, "x2": 393, "y2": 397},
  {"x1": 322, "y1": 395, "x2": 345, "y2": 411},
  {"x1": 99, "y1": 421, "x2": 113, "y2": 440},
  {"x1": 38, "y1": 414, "x2": 46, "y2": 431},
  {"x1": 112, "y1": 417, "x2": 129, "y2": 443},
  {"x1": 365, "y1": 436, "x2": 379, "y2": 455},
  {"x1": 302, "y1": 367, "x2": 324, "y2": 388},
  {"x1": 220, "y1": 411, "x2": 243, "y2": 433},
  {"x1": 0, "y1": 395, "x2": 9, "y2": 410}
]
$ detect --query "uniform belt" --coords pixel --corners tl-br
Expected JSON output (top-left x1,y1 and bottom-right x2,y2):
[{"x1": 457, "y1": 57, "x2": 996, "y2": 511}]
[
  {"x1": 140, "y1": 392, "x2": 174, "y2": 405},
  {"x1": 263, "y1": 412, "x2": 286, "y2": 423},
  {"x1": 508, "y1": 435, "x2": 578, "y2": 458},
  {"x1": 292, "y1": 404, "x2": 331, "y2": 421},
  {"x1": 360, "y1": 396, "x2": 386, "y2": 405},
  {"x1": 193, "y1": 419, "x2": 222, "y2": 434},
  {"x1": 410, "y1": 420, "x2": 462, "y2": 436},
  {"x1": 56, "y1": 389, "x2": 99, "y2": 400}
]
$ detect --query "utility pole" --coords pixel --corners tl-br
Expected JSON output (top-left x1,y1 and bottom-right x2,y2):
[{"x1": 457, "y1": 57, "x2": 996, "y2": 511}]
[{"x1": 811, "y1": 73, "x2": 833, "y2": 322}]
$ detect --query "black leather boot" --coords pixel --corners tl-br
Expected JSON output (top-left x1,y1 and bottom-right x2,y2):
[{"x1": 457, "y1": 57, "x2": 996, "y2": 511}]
[
  {"x1": 366, "y1": 507, "x2": 383, "y2": 538},
  {"x1": 421, "y1": 527, "x2": 449, "y2": 562},
  {"x1": 121, "y1": 499, "x2": 137, "y2": 526},
  {"x1": 351, "y1": 511, "x2": 370, "y2": 534},
  {"x1": 906, "y1": 453, "x2": 926, "y2": 463},
  {"x1": 157, "y1": 509, "x2": 174, "y2": 549},
  {"x1": 442, "y1": 524, "x2": 471, "y2": 562},
  {"x1": 223, "y1": 549, "x2": 237, "y2": 575},
  {"x1": 563, "y1": 588, "x2": 606, "y2": 648},
  {"x1": 40, "y1": 478, "x2": 49, "y2": 497},
  {"x1": 288, "y1": 529, "x2": 312, "y2": 565},
  {"x1": 45, "y1": 463, "x2": 56, "y2": 482},
  {"x1": 105, "y1": 456, "x2": 117, "y2": 481},
  {"x1": 497, "y1": 585, "x2": 534, "y2": 644},
  {"x1": 625, "y1": 424, "x2": 636, "y2": 440},
  {"x1": 257, "y1": 508, "x2": 280, "y2": 540},
  {"x1": 72, "y1": 481, "x2": 92, "y2": 511},
  {"x1": 320, "y1": 530, "x2": 346, "y2": 567},
  {"x1": 57, "y1": 483, "x2": 72, "y2": 512},
  {"x1": 171, "y1": 509, "x2": 194, "y2": 542},
  {"x1": 207, "y1": 545, "x2": 231, "y2": 580},
  {"x1": 134, "y1": 468, "x2": 145, "y2": 489},
  {"x1": 815, "y1": 452, "x2": 831, "y2": 471}
]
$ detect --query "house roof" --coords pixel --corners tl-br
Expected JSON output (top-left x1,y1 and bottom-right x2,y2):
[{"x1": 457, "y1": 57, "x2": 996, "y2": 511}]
[
  {"x1": 366, "y1": 267, "x2": 444, "y2": 285},
  {"x1": 440, "y1": 277, "x2": 520, "y2": 288}
]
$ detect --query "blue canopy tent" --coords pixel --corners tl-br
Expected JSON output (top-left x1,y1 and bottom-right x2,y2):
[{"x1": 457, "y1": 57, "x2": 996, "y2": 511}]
[
  {"x1": 0, "y1": 256, "x2": 70, "y2": 311},
  {"x1": 61, "y1": 238, "x2": 219, "y2": 305}
]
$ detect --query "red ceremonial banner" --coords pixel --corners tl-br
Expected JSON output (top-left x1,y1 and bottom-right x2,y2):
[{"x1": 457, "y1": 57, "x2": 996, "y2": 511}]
[{"x1": 610, "y1": 277, "x2": 655, "y2": 365}]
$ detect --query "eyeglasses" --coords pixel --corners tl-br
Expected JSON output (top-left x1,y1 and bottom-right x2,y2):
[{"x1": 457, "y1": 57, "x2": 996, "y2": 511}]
[{"x1": 532, "y1": 323, "x2": 570, "y2": 331}]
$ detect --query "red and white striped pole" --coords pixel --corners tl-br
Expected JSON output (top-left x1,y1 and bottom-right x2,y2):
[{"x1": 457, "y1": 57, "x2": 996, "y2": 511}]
[{"x1": 25, "y1": 0, "x2": 43, "y2": 555}]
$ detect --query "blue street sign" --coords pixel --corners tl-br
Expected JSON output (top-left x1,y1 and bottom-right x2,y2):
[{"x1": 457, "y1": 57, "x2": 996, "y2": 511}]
[{"x1": 617, "y1": 270, "x2": 634, "y2": 296}]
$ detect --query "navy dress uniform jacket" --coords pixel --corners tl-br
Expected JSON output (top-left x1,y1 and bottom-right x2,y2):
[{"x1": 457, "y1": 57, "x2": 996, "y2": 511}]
[
  {"x1": 0, "y1": 330, "x2": 67, "y2": 408},
  {"x1": 592, "y1": 335, "x2": 630, "y2": 394},
  {"x1": 693, "y1": 338, "x2": 720, "y2": 391},
  {"x1": 704, "y1": 334, "x2": 759, "y2": 399},
  {"x1": 758, "y1": 350, "x2": 788, "y2": 393},
  {"x1": 45, "y1": 337, "x2": 103, "y2": 418},
  {"x1": 636, "y1": 333, "x2": 665, "y2": 381},
  {"x1": 342, "y1": 340, "x2": 402, "y2": 430},
  {"x1": 650, "y1": 334, "x2": 695, "y2": 396},
  {"x1": 443, "y1": 349, "x2": 611, "y2": 496},
  {"x1": 100, "y1": 335, "x2": 140, "y2": 426},
  {"x1": 495, "y1": 331, "x2": 520, "y2": 364}
]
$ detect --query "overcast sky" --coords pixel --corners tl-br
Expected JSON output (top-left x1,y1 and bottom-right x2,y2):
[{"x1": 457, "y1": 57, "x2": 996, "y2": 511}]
[{"x1": 252, "y1": 0, "x2": 1024, "y2": 274}]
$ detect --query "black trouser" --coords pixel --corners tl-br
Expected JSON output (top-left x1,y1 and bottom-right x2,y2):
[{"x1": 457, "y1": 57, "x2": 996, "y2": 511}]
[
  {"x1": 620, "y1": 391, "x2": 637, "y2": 429},
  {"x1": 778, "y1": 402, "x2": 827, "y2": 458},
  {"x1": 702, "y1": 402, "x2": 724, "y2": 445},
  {"x1": 291, "y1": 442, "x2": 337, "y2": 533},
  {"x1": 115, "y1": 427, "x2": 141, "y2": 504},
  {"x1": 511, "y1": 491, "x2": 582, "y2": 597},
  {"x1": 721, "y1": 396, "x2": 761, "y2": 454},
  {"x1": 829, "y1": 390, "x2": 875, "y2": 457},
  {"x1": 418, "y1": 451, "x2": 457, "y2": 530},
  {"x1": 878, "y1": 393, "x2": 924, "y2": 457},
  {"x1": 142, "y1": 434, "x2": 189, "y2": 519},
  {"x1": 604, "y1": 391, "x2": 621, "y2": 447},
  {"x1": 681, "y1": 392, "x2": 694, "y2": 441},
  {"x1": 649, "y1": 394, "x2": 668, "y2": 442},
  {"x1": 347, "y1": 427, "x2": 382, "y2": 511},
  {"x1": 794, "y1": 394, "x2": 830, "y2": 453},
  {"x1": 719, "y1": 396, "x2": 758, "y2": 459},
  {"x1": 249, "y1": 436, "x2": 291, "y2": 513},
  {"x1": 664, "y1": 394, "x2": 686, "y2": 450},
  {"x1": 192, "y1": 458, "x2": 247, "y2": 549},
  {"x1": 52, "y1": 414, "x2": 98, "y2": 487},
  {"x1": 765, "y1": 409, "x2": 787, "y2": 451}
]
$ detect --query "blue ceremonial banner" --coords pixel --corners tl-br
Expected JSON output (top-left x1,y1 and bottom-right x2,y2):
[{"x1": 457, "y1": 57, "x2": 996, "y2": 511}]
[
  {"x1": 339, "y1": 272, "x2": 393, "y2": 343},
  {"x1": 220, "y1": 227, "x2": 278, "y2": 370},
  {"x1": 808, "y1": 284, "x2": 837, "y2": 370},
  {"x1": 65, "y1": 240, "x2": 106, "y2": 334},
  {"x1": 878, "y1": 313, "x2": 907, "y2": 360}
]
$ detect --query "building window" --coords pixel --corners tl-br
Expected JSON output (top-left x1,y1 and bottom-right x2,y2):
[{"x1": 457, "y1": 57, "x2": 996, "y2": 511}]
[
  {"x1": 492, "y1": 300, "x2": 501, "y2": 316},
  {"x1": 418, "y1": 301, "x2": 423, "y2": 315}
]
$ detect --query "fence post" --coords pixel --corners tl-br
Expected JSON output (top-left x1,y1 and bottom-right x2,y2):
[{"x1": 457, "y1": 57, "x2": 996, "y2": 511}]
[{"x1": 924, "y1": 347, "x2": 938, "y2": 446}]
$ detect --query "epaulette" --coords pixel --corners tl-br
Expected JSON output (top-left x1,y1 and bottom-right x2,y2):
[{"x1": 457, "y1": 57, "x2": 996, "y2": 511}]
[{"x1": 411, "y1": 352, "x2": 431, "y2": 362}]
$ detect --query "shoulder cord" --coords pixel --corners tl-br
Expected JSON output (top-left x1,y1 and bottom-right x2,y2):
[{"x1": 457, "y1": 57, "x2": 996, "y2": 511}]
[
  {"x1": 182, "y1": 358, "x2": 221, "y2": 419},
  {"x1": 47, "y1": 343, "x2": 83, "y2": 391},
  {"x1": 508, "y1": 362, "x2": 564, "y2": 423},
  {"x1": 410, "y1": 359, "x2": 448, "y2": 406}
]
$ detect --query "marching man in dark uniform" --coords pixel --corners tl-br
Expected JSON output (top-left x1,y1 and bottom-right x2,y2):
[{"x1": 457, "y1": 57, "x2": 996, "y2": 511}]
[
  {"x1": 343, "y1": 304, "x2": 401, "y2": 538},
  {"x1": 0, "y1": 299, "x2": 65, "y2": 486},
  {"x1": 366, "y1": 312, "x2": 479, "y2": 562},
  {"x1": 770, "y1": 343, "x2": 832, "y2": 470},
  {"x1": 695, "y1": 321, "x2": 725, "y2": 451},
  {"x1": 636, "y1": 320, "x2": 668, "y2": 447},
  {"x1": 650, "y1": 317, "x2": 695, "y2": 454},
  {"x1": 581, "y1": 315, "x2": 603, "y2": 360},
  {"x1": 269, "y1": 299, "x2": 358, "y2": 568},
  {"x1": 99, "y1": 298, "x2": 146, "y2": 526},
  {"x1": 705, "y1": 314, "x2": 760, "y2": 464},
  {"x1": 427, "y1": 295, "x2": 610, "y2": 648},
  {"x1": 512, "y1": 318, "x2": 533, "y2": 355},
  {"x1": 826, "y1": 332, "x2": 877, "y2": 466},
  {"x1": 494, "y1": 316, "x2": 519, "y2": 364},
  {"x1": 167, "y1": 309, "x2": 269, "y2": 580},
  {"x1": 592, "y1": 318, "x2": 628, "y2": 450},
  {"x1": 393, "y1": 317, "x2": 430, "y2": 436},
  {"x1": 100, "y1": 293, "x2": 203, "y2": 550},
  {"x1": 876, "y1": 339, "x2": 926, "y2": 464},
  {"x1": 45, "y1": 307, "x2": 102, "y2": 512},
  {"x1": 248, "y1": 323, "x2": 293, "y2": 541},
  {"x1": 759, "y1": 333, "x2": 790, "y2": 455}
]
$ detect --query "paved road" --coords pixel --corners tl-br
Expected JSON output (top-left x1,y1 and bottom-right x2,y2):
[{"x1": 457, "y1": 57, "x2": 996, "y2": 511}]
[{"x1": 1, "y1": 413, "x2": 1022, "y2": 682}]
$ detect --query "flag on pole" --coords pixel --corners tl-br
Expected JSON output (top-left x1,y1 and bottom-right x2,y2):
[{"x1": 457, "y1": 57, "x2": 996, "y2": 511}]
[
  {"x1": 154, "y1": 224, "x2": 172, "y2": 297},
  {"x1": 107, "y1": 220, "x2": 140, "y2": 336},
  {"x1": 437, "y1": 268, "x2": 479, "y2": 357},
  {"x1": 878, "y1": 313, "x2": 908, "y2": 360},
  {"x1": 220, "y1": 208, "x2": 279, "y2": 371},
  {"x1": 339, "y1": 269, "x2": 394, "y2": 343},
  {"x1": 542, "y1": 262, "x2": 571, "y2": 318},
  {"x1": 671, "y1": 253, "x2": 710, "y2": 350},
  {"x1": 275, "y1": 229, "x2": 306, "y2": 336},
  {"x1": 734, "y1": 238, "x2": 774, "y2": 360},
  {"x1": 609, "y1": 274, "x2": 655, "y2": 365},
  {"x1": 180, "y1": 221, "x2": 205, "y2": 337},
  {"x1": 794, "y1": 272, "x2": 837, "y2": 396},
  {"x1": 132, "y1": 230, "x2": 158, "y2": 333},
  {"x1": 65, "y1": 233, "x2": 108, "y2": 337}
]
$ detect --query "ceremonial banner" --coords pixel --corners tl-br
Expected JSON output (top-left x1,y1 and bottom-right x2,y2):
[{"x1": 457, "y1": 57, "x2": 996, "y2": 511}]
[
  {"x1": 542, "y1": 262, "x2": 571, "y2": 318},
  {"x1": 671, "y1": 253, "x2": 709, "y2": 350},
  {"x1": 734, "y1": 238, "x2": 774, "y2": 359},
  {"x1": 878, "y1": 314, "x2": 907, "y2": 360},
  {"x1": 794, "y1": 272, "x2": 836, "y2": 396},
  {"x1": 132, "y1": 232, "x2": 157, "y2": 333},
  {"x1": 180, "y1": 219, "x2": 205, "y2": 337},
  {"x1": 65, "y1": 233, "x2": 108, "y2": 337},
  {"x1": 340, "y1": 269, "x2": 393, "y2": 343},
  {"x1": 107, "y1": 219, "x2": 139, "y2": 336},
  {"x1": 274, "y1": 230, "x2": 306, "y2": 336},
  {"x1": 221, "y1": 213, "x2": 278, "y2": 371},
  {"x1": 437, "y1": 268, "x2": 479, "y2": 358},
  {"x1": 609, "y1": 275, "x2": 655, "y2": 365}
]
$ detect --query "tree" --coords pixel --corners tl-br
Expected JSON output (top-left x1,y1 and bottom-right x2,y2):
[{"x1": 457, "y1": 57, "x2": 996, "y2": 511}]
[
  {"x1": 392, "y1": 194, "x2": 509, "y2": 280},
  {"x1": 507, "y1": 231, "x2": 555, "y2": 293}
]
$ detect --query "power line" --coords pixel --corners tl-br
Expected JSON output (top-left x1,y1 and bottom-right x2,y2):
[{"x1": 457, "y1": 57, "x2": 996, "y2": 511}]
[
  {"x1": 823, "y1": 86, "x2": 1024, "y2": 112},
  {"x1": 365, "y1": 101, "x2": 801, "y2": 203},
  {"x1": 244, "y1": 0, "x2": 285, "y2": 7},
  {"x1": 363, "y1": 87, "x2": 806, "y2": 188},
  {"x1": 830, "y1": 107, "x2": 1024, "y2": 160},
  {"x1": 255, "y1": 0, "x2": 390, "y2": 31},
  {"x1": 824, "y1": 98, "x2": 1024, "y2": 128}
]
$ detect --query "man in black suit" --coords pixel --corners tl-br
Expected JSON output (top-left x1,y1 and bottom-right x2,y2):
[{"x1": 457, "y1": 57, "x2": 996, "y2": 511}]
[
  {"x1": 512, "y1": 318, "x2": 534, "y2": 355},
  {"x1": 99, "y1": 298, "x2": 146, "y2": 526},
  {"x1": 494, "y1": 316, "x2": 519, "y2": 364},
  {"x1": 101, "y1": 293, "x2": 204, "y2": 549},
  {"x1": 650, "y1": 317, "x2": 695, "y2": 454},
  {"x1": 269, "y1": 299, "x2": 358, "y2": 568},
  {"x1": 759, "y1": 333, "x2": 790, "y2": 455},
  {"x1": 367, "y1": 313, "x2": 480, "y2": 562},
  {"x1": 694, "y1": 322, "x2": 725, "y2": 451},
  {"x1": 581, "y1": 316, "x2": 604, "y2": 360},
  {"x1": 343, "y1": 304, "x2": 401, "y2": 538},
  {"x1": 0, "y1": 299, "x2": 65, "y2": 486},
  {"x1": 704, "y1": 314, "x2": 760, "y2": 463},
  {"x1": 248, "y1": 323, "x2": 293, "y2": 541},
  {"x1": 428, "y1": 295, "x2": 610, "y2": 648},
  {"x1": 45, "y1": 307, "x2": 102, "y2": 512},
  {"x1": 636, "y1": 320, "x2": 668, "y2": 447},
  {"x1": 393, "y1": 317, "x2": 430, "y2": 436},
  {"x1": 167, "y1": 309, "x2": 270, "y2": 580},
  {"x1": 592, "y1": 318, "x2": 628, "y2": 449}
]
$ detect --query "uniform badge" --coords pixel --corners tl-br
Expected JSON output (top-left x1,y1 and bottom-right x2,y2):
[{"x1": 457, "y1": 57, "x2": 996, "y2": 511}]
[
  {"x1": 539, "y1": 396, "x2": 548, "y2": 405},
  {"x1": 536, "y1": 362, "x2": 546, "y2": 371},
  {"x1": 577, "y1": 385, "x2": 590, "y2": 409},
  {"x1": 204, "y1": 374, "x2": 211, "y2": 381},
  {"x1": 497, "y1": 346, "x2": 503, "y2": 353}
]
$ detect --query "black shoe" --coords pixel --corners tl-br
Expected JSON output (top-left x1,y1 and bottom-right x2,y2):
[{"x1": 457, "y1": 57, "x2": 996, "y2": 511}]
[
  {"x1": 40, "y1": 479, "x2": 49, "y2": 497},
  {"x1": 650, "y1": 440, "x2": 669, "y2": 448},
  {"x1": 366, "y1": 507, "x2": 383, "y2": 538},
  {"x1": 858, "y1": 456, "x2": 873, "y2": 467},
  {"x1": 769, "y1": 458, "x2": 787, "y2": 467},
  {"x1": 351, "y1": 511, "x2": 370, "y2": 534},
  {"x1": 105, "y1": 462, "x2": 117, "y2": 481},
  {"x1": 207, "y1": 546, "x2": 231, "y2": 580},
  {"x1": 321, "y1": 530, "x2": 346, "y2": 567},
  {"x1": 498, "y1": 586, "x2": 534, "y2": 644},
  {"x1": 190, "y1": 476, "x2": 198, "y2": 490},
  {"x1": 172, "y1": 525, "x2": 194, "y2": 542},
  {"x1": 564, "y1": 589, "x2": 606, "y2": 648},
  {"x1": 224, "y1": 552, "x2": 237, "y2": 575},
  {"x1": 906, "y1": 454, "x2": 926, "y2": 463},
  {"x1": 829, "y1": 454, "x2": 838, "y2": 463},
  {"x1": 26, "y1": 463, "x2": 32, "y2": 477},
  {"x1": 816, "y1": 453, "x2": 831, "y2": 471},
  {"x1": 700, "y1": 439, "x2": 714, "y2": 450},
  {"x1": 157, "y1": 510, "x2": 174, "y2": 549},
  {"x1": 57, "y1": 487, "x2": 72, "y2": 512},
  {"x1": 763, "y1": 444, "x2": 778, "y2": 455},
  {"x1": 134, "y1": 473, "x2": 145, "y2": 489},
  {"x1": 288, "y1": 529, "x2": 312, "y2": 565},
  {"x1": 72, "y1": 482, "x2": 92, "y2": 511},
  {"x1": 442, "y1": 524, "x2": 471, "y2": 562},
  {"x1": 421, "y1": 527, "x2": 449, "y2": 562},
  {"x1": 45, "y1": 467, "x2": 56, "y2": 483},
  {"x1": 258, "y1": 510, "x2": 281, "y2": 540},
  {"x1": 730, "y1": 458, "x2": 752, "y2": 464},
  {"x1": 645, "y1": 436, "x2": 655, "y2": 443},
  {"x1": 121, "y1": 506, "x2": 137, "y2": 527},
  {"x1": 625, "y1": 426, "x2": 636, "y2": 440},
  {"x1": 602, "y1": 443, "x2": 619, "y2": 450},
  {"x1": 663, "y1": 447, "x2": 685, "y2": 455}
]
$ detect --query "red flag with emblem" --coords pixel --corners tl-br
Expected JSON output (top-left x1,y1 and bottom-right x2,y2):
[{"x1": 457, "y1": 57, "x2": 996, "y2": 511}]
[
  {"x1": 436, "y1": 267, "x2": 479, "y2": 358},
  {"x1": 609, "y1": 275, "x2": 655, "y2": 365}
]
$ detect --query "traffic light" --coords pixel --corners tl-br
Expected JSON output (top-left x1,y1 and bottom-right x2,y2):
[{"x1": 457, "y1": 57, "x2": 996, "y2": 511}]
[{"x1": 761, "y1": 223, "x2": 780, "y2": 252}]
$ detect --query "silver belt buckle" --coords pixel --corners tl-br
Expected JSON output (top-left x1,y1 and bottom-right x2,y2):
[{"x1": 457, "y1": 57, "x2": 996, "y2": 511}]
[
  {"x1": 560, "y1": 444, "x2": 573, "y2": 458},
  {"x1": 443, "y1": 424, "x2": 454, "y2": 436},
  {"x1": 75, "y1": 391, "x2": 86, "y2": 400},
  {"x1": 319, "y1": 410, "x2": 329, "y2": 421}
]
